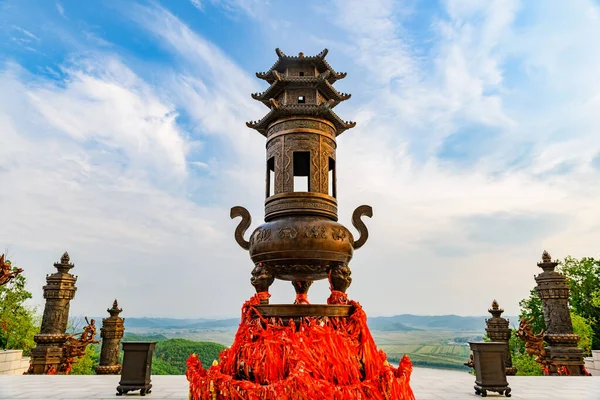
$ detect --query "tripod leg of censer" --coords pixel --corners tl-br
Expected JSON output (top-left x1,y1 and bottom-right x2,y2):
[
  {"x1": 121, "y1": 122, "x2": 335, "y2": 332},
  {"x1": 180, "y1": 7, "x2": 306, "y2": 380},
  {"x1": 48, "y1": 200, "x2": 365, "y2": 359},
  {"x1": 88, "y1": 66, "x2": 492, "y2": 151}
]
[
  {"x1": 327, "y1": 264, "x2": 352, "y2": 304},
  {"x1": 292, "y1": 280, "x2": 313, "y2": 304},
  {"x1": 251, "y1": 263, "x2": 275, "y2": 304}
]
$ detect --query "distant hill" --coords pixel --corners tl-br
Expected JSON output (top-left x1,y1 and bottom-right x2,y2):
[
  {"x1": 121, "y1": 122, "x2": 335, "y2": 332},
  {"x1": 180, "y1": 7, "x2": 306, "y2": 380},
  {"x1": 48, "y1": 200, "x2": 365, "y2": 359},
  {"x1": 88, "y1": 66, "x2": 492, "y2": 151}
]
[
  {"x1": 367, "y1": 320, "x2": 422, "y2": 331},
  {"x1": 186, "y1": 318, "x2": 240, "y2": 329},
  {"x1": 367, "y1": 314, "x2": 517, "y2": 331},
  {"x1": 98, "y1": 314, "x2": 517, "y2": 333},
  {"x1": 122, "y1": 332, "x2": 169, "y2": 342},
  {"x1": 122, "y1": 318, "x2": 210, "y2": 329}
]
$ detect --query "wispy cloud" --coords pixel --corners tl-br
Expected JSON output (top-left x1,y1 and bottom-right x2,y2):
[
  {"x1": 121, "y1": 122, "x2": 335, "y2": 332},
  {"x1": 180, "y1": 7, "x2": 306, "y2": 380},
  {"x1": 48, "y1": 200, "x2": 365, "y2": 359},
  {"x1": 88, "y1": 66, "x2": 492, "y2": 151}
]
[{"x1": 56, "y1": 2, "x2": 65, "y2": 17}]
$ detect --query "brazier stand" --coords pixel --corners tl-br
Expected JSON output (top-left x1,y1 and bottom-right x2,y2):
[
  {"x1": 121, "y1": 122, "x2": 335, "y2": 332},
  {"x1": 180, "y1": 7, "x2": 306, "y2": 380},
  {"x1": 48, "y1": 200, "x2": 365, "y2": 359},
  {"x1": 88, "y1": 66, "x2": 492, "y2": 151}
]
[
  {"x1": 116, "y1": 341, "x2": 156, "y2": 396},
  {"x1": 469, "y1": 342, "x2": 511, "y2": 397}
]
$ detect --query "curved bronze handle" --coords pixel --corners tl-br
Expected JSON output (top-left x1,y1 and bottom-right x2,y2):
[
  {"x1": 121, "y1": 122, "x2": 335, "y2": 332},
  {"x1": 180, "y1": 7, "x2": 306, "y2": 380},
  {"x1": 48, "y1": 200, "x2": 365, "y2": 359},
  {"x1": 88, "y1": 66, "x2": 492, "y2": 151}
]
[
  {"x1": 351, "y1": 205, "x2": 373, "y2": 250},
  {"x1": 230, "y1": 206, "x2": 251, "y2": 251}
]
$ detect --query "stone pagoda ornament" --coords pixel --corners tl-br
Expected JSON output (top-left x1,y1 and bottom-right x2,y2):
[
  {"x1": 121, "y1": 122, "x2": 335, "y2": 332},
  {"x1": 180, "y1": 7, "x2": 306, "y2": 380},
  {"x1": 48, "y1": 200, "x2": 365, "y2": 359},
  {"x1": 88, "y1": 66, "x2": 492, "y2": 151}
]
[
  {"x1": 29, "y1": 252, "x2": 78, "y2": 374},
  {"x1": 485, "y1": 300, "x2": 516, "y2": 375},
  {"x1": 185, "y1": 49, "x2": 415, "y2": 399},
  {"x1": 535, "y1": 250, "x2": 587, "y2": 375},
  {"x1": 95, "y1": 299, "x2": 125, "y2": 375},
  {"x1": 232, "y1": 47, "x2": 372, "y2": 307}
]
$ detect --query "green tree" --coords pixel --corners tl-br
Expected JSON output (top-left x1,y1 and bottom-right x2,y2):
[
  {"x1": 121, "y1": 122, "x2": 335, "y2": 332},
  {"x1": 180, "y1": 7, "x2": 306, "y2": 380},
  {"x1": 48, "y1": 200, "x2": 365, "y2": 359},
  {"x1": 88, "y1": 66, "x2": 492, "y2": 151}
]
[
  {"x1": 518, "y1": 288, "x2": 545, "y2": 333},
  {"x1": 558, "y1": 256, "x2": 600, "y2": 349},
  {"x1": 508, "y1": 330, "x2": 543, "y2": 376},
  {"x1": 571, "y1": 312, "x2": 594, "y2": 356},
  {"x1": 0, "y1": 262, "x2": 38, "y2": 355},
  {"x1": 70, "y1": 344, "x2": 98, "y2": 375}
]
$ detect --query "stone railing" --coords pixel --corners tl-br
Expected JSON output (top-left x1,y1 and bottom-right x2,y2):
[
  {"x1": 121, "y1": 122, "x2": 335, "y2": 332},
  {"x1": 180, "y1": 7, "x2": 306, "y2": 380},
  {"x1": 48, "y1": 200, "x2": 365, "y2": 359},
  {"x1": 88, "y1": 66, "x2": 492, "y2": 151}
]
[
  {"x1": 584, "y1": 350, "x2": 600, "y2": 376},
  {"x1": 0, "y1": 350, "x2": 30, "y2": 375}
]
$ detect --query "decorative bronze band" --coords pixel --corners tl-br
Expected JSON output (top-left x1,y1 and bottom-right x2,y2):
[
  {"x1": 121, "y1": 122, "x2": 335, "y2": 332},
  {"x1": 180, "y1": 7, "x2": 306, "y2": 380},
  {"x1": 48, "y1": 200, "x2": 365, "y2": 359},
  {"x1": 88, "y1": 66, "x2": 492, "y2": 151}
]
[
  {"x1": 267, "y1": 117, "x2": 336, "y2": 140},
  {"x1": 265, "y1": 193, "x2": 338, "y2": 221}
]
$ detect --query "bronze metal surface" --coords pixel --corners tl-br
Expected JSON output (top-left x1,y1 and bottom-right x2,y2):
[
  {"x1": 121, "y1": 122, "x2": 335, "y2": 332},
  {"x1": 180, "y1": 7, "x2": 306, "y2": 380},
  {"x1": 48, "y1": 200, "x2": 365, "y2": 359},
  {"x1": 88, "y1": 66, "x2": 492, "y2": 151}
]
[
  {"x1": 469, "y1": 342, "x2": 511, "y2": 397},
  {"x1": 96, "y1": 299, "x2": 125, "y2": 375},
  {"x1": 485, "y1": 300, "x2": 516, "y2": 375},
  {"x1": 117, "y1": 342, "x2": 156, "y2": 396},
  {"x1": 231, "y1": 48, "x2": 372, "y2": 308},
  {"x1": 534, "y1": 250, "x2": 587, "y2": 375},
  {"x1": 29, "y1": 252, "x2": 78, "y2": 374},
  {"x1": 253, "y1": 304, "x2": 353, "y2": 318}
]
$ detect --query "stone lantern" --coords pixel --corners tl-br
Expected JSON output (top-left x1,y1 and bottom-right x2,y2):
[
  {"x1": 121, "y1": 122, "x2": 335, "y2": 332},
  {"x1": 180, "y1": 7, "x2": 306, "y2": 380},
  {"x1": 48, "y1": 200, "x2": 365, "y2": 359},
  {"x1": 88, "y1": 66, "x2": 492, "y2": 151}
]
[
  {"x1": 95, "y1": 299, "x2": 125, "y2": 375},
  {"x1": 535, "y1": 250, "x2": 586, "y2": 375},
  {"x1": 485, "y1": 300, "x2": 516, "y2": 375},
  {"x1": 29, "y1": 252, "x2": 78, "y2": 374}
]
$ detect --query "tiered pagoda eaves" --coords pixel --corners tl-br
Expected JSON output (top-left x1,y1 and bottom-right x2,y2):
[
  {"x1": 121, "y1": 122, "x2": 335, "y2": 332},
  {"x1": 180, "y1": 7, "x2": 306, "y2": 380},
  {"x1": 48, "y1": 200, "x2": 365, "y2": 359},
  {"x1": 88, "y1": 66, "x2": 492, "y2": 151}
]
[{"x1": 247, "y1": 48, "x2": 356, "y2": 135}]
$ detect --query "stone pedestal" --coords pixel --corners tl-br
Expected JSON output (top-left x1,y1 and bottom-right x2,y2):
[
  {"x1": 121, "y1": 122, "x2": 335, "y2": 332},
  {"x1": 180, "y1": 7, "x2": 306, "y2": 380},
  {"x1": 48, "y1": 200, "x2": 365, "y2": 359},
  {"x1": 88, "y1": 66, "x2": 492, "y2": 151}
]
[
  {"x1": 95, "y1": 300, "x2": 125, "y2": 375},
  {"x1": 29, "y1": 252, "x2": 77, "y2": 374},
  {"x1": 485, "y1": 300, "x2": 516, "y2": 375},
  {"x1": 535, "y1": 251, "x2": 586, "y2": 376}
]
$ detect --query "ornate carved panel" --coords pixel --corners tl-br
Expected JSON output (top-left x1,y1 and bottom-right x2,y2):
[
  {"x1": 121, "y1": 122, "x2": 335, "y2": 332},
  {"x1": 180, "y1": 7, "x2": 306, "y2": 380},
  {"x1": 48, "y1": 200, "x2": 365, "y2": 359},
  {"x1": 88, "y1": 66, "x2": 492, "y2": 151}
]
[
  {"x1": 284, "y1": 133, "x2": 321, "y2": 193},
  {"x1": 267, "y1": 137, "x2": 283, "y2": 194},
  {"x1": 267, "y1": 119, "x2": 336, "y2": 138}
]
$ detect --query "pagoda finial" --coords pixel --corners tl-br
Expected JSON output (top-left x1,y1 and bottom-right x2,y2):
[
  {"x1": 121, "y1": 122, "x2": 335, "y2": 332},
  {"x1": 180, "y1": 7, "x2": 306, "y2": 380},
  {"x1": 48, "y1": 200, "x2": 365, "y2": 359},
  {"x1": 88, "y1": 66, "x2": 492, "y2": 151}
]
[
  {"x1": 108, "y1": 299, "x2": 123, "y2": 317},
  {"x1": 55, "y1": 251, "x2": 74, "y2": 273},
  {"x1": 298, "y1": 52, "x2": 304, "y2": 57},
  {"x1": 542, "y1": 250, "x2": 551, "y2": 262},
  {"x1": 488, "y1": 299, "x2": 504, "y2": 318}
]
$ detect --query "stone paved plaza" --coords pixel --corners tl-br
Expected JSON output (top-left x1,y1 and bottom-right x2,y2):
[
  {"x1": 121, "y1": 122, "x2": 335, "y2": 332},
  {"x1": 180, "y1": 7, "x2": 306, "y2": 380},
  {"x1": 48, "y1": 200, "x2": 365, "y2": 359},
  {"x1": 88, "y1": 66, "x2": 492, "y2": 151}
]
[{"x1": 1, "y1": 368, "x2": 599, "y2": 400}]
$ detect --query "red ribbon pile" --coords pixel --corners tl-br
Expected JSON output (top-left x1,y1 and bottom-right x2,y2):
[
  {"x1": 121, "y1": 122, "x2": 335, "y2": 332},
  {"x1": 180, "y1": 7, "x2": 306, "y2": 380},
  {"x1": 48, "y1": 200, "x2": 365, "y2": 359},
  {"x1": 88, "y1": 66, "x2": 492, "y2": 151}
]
[{"x1": 186, "y1": 294, "x2": 415, "y2": 399}]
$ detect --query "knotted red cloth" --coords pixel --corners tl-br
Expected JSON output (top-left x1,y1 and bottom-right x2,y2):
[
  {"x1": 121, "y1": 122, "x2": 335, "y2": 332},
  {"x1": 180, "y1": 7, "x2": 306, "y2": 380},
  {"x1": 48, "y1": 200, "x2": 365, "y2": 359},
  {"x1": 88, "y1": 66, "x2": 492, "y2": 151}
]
[
  {"x1": 294, "y1": 293, "x2": 309, "y2": 304},
  {"x1": 186, "y1": 294, "x2": 415, "y2": 399}
]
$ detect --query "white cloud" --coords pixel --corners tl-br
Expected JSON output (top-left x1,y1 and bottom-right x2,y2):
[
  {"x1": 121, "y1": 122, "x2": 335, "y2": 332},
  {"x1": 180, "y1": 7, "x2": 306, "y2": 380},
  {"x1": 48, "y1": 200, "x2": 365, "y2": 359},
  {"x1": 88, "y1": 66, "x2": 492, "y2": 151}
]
[{"x1": 4, "y1": 0, "x2": 600, "y2": 319}]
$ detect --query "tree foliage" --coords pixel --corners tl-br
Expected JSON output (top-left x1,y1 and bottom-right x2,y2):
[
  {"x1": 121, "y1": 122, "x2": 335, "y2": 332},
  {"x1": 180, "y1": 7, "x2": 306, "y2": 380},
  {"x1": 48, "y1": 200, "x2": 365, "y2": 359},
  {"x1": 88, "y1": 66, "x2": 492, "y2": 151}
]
[
  {"x1": 518, "y1": 288, "x2": 546, "y2": 333},
  {"x1": 152, "y1": 339, "x2": 225, "y2": 375},
  {"x1": 559, "y1": 256, "x2": 600, "y2": 349},
  {"x1": 0, "y1": 262, "x2": 38, "y2": 355},
  {"x1": 70, "y1": 344, "x2": 98, "y2": 375},
  {"x1": 508, "y1": 330, "x2": 543, "y2": 376}
]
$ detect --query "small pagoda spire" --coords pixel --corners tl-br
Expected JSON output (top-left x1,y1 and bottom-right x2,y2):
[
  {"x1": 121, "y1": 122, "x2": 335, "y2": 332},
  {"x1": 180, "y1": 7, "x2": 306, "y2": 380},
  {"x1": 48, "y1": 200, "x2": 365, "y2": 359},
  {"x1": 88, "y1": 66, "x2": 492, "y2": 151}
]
[
  {"x1": 54, "y1": 251, "x2": 74, "y2": 273},
  {"x1": 541, "y1": 250, "x2": 552, "y2": 262},
  {"x1": 96, "y1": 299, "x2": 125, "y2": 375},
  {"x1": 485, "y1": 299, "x2": 516, "y2": 375}
]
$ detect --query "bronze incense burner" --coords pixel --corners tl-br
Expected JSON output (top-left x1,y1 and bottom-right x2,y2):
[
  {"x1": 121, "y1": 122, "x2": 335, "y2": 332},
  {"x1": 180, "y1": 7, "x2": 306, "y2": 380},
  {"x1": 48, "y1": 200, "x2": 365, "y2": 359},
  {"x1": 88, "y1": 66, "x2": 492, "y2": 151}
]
[{"x1": 231, "y1": 48, "x2": 371, "y2": 308}]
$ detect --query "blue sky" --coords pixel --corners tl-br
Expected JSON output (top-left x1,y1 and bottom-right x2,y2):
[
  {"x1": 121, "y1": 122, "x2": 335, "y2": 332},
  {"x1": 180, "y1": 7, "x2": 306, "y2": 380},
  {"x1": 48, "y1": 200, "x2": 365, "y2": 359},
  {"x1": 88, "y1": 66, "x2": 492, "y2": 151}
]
[{"x1": 2, "y1": 0, "x2": 600, "y2": 319}]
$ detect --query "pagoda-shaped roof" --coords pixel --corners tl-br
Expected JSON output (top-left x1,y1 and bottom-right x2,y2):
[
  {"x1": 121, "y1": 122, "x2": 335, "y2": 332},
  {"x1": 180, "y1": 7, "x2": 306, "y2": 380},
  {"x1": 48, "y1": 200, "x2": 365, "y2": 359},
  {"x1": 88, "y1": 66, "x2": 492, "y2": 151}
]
[
  {"x1": 256, "y1": 48, "x2": 347, "y2": 84},
  {"x1": 248, "y1": 48, "x2": 355, "y2": 136},
  {"x1": 246, "y1": 100, "x2": 356, "y2": 136},
  {"x1": 251, "y1": 70, "x2": 351, "y2": 108}
]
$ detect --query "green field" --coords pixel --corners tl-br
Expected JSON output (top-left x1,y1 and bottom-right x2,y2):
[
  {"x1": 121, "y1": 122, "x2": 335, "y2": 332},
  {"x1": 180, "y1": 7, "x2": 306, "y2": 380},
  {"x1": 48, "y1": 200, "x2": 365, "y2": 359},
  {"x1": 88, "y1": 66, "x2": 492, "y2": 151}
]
[
  {"x1": 372, "y1": 330, "x2": 480, "y2": 370},
  {"x1": 130, "y1": 326, "x2": 481, "y2": 371}
]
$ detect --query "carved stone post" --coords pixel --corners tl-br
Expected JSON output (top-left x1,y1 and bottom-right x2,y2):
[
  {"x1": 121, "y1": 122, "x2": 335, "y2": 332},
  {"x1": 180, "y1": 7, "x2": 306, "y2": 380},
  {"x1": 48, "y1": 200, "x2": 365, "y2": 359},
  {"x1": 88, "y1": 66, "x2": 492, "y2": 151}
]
[
  {"x1": 29, "y1": 252, "x2": 78, "y2": 374},
  {"x1": 95, "y1": 300, "x2": 125, "y2": 375},
  {"x1": 485, "y1": 300, "x2": 516, "y2": 375},
  {"x1": 535, "y1": 250, "x2": 586, "y2": 375}
]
